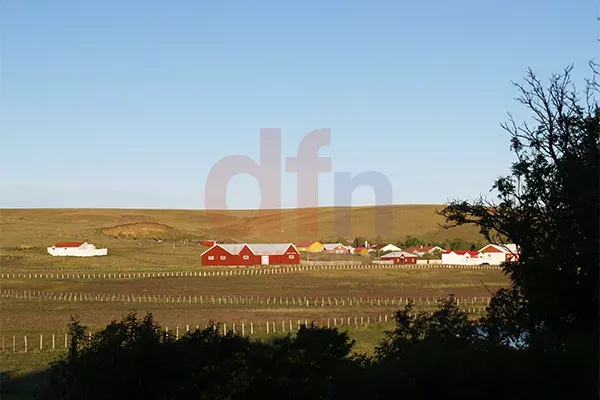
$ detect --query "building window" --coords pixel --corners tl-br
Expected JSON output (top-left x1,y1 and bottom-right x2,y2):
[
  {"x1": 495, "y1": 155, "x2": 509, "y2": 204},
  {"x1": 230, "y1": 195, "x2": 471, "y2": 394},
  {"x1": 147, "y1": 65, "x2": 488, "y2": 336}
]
[
  {"x1": 220, "y1": 256, "x2": 226, "y2": 260},
  {"x1": 288, "y1": 255, "x2": 295, "y2": 259},
  {"x1": 243, "y1": 255, "x2": 249, "y2": 260},
  {"x1": 208, "y1": 256, "x2": 215, "y2": 260}
]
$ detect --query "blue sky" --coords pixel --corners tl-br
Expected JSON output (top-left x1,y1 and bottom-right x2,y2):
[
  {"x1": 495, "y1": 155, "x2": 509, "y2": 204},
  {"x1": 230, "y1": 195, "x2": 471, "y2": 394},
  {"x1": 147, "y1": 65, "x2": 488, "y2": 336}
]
[{"x1": 1, "y1": 0, "x2": 598, "y2": 209}]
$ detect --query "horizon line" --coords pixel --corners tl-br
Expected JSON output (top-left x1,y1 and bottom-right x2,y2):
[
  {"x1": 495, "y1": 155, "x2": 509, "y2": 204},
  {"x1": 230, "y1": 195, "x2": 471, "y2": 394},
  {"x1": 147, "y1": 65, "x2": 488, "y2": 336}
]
[{"x1": 1, "y1": 203, "x2": 447, "y2": 212}]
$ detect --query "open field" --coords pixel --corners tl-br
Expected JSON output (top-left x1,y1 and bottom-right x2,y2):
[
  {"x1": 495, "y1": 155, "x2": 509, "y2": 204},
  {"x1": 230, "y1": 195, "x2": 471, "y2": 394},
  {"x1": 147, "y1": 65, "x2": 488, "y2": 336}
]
[
  {"x1": 0, "y1": 268, "x2": 506, "y2": 334},
  {"x1": 1, "y1": 207, "x2": 502, "y2": 398},
  {"x1": 0, "y1": 205, "x2": 482, "y2": 253},
  {"x1": 1, "y1": 206, "x2": 485, "y2": 273}
]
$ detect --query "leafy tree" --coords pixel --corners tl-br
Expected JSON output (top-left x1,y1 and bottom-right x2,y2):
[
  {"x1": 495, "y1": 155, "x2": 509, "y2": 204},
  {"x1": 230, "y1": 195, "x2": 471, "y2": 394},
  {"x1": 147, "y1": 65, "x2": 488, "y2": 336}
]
[
  {"x1": 439, "y1": 63, "x2": 600, "y2": 346},
  {"x1": 352, "y1": 237, "x2": 366, "y2": 248},
  {"x1": 401, "y1": 235, "x2": 423, "y2": 248}
]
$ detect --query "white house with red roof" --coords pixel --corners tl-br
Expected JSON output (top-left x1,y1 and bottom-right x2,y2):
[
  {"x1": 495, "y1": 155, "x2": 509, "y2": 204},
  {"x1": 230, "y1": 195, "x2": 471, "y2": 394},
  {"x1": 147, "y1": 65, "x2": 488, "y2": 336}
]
[
  {"x1": 47, "y1": 242, "x2": 108, "y2": 257},
  {"x1": 441, "y1": 250, "x2": 483, "y2": 265},
  {"x1": 478, "y1": 244, "x2": 520, "y2": 265}
]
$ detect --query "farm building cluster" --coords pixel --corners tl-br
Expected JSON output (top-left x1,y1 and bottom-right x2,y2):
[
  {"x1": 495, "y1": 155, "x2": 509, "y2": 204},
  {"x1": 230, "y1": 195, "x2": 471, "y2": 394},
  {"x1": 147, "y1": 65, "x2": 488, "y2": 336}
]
[
  {"x1": 200, "y1": 241, "x2": 519, "y2": 267},
  {"x1": 45, "y1": 238, "x2": 518, "y2": 267}
]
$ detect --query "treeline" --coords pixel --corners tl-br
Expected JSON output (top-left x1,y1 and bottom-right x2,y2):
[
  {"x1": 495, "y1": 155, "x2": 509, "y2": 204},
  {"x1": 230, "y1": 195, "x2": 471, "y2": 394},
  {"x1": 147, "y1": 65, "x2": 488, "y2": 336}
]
[
  {"x1": 39, "y1": 300, "x2": 595, "y2": 400},
  {"x1": 319, "y1": 236, "x2": 486, "y2": 252}
]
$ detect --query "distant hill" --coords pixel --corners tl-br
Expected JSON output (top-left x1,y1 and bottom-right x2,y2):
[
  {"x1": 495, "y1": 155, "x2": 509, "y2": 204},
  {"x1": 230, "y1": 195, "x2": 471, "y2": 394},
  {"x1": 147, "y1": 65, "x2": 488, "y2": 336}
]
[{"x1": 0, "y1": 205, "x2": 483, "y2": 247}]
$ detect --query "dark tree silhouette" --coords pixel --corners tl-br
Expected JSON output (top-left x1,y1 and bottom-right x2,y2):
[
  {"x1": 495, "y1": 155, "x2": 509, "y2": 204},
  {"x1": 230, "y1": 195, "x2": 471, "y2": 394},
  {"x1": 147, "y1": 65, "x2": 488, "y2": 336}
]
[{"x1": 439, "y1": 63, "x2": 599, "y2": 346}]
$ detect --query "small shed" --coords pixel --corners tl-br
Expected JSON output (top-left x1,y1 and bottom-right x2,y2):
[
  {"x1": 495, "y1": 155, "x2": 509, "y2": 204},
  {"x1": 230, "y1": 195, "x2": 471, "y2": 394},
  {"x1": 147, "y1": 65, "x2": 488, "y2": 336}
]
[{"x1": 295, "y1": 241, "x2": 324, "y2": 253}]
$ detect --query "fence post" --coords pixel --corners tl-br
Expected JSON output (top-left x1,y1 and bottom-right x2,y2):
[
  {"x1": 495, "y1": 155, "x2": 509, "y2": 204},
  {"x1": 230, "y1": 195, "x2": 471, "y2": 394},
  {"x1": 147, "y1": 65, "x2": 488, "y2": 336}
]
[
  {"x1": 13, "y1": 336, "x2": 16, "y2": 352},
  {"x1": 242, "y1": 322, "x2": 245, "y2": 336},
  {"x1": 24, "y1": 336, "x2": 27, "y2": 353},
  {"x1": 250, "y1": 322, "x2": 254, "y2": 335},
  {"x1": 65, "y1": 333, "x2": 68, "y2": 348},
  {"x1": 40, "y1": 334, "x2": 43, "y2": 350},
  {"x1": 52, "y1": 334, "x2": 55, "y2": 350}
]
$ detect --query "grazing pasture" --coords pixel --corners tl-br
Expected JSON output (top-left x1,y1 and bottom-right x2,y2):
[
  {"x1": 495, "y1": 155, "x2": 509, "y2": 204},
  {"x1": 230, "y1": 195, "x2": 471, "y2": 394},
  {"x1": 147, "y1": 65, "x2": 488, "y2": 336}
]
[{"x1": 0, "y1": 207, "x2": 505, "y2": 396}]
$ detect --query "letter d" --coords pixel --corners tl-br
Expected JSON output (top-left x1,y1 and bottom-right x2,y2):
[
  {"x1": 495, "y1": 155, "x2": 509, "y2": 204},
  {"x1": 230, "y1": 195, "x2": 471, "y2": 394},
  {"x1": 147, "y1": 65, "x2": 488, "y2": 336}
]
[{"x1": 204, "y1": 128, "x2": 282, "y2": 236}]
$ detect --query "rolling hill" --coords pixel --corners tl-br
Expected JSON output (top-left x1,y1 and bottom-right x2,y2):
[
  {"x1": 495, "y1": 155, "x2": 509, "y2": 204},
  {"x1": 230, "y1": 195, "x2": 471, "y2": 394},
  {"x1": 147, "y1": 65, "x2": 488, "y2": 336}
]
[{"x1": 0, "y1": 205, "x2": 482, "y2": 248}]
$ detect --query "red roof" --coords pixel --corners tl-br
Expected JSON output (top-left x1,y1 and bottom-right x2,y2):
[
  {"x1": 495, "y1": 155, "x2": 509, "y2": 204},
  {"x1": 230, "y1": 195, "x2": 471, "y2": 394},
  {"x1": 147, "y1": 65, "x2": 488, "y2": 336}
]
[
  {"x1": 445, "y1": 250, "x2": 480, "y2": 257},
  {"x1": 54, "y1": 242, "x2": 85, "y2": 248},
  {"x1": 296, "y1": 240, "x2": 318, "y2": 247}
]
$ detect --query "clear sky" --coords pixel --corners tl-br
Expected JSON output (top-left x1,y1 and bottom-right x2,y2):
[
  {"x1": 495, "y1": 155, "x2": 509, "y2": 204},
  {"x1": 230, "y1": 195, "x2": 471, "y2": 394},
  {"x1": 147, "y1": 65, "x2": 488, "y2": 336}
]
[{"x1": 1, "y1": 0, "x2": 598, "y2": 209}]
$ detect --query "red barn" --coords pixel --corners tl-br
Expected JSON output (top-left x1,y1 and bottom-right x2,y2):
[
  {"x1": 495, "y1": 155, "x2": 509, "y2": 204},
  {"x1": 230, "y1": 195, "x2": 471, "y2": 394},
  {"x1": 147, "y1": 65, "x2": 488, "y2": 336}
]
[
  {"x1": 381, "y1": 251, "x2": 418, "y2": 264},
  {"x1": 201, "y1": 243, "x2": 300, "y2": 266}
]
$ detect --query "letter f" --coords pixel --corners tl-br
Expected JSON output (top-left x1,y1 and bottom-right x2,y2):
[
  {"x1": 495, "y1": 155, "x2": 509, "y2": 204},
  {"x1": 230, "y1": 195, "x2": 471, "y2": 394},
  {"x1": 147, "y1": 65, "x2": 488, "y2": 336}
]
[{"x1": 285, "y1": 128, "x2": 331, "y2": 237}]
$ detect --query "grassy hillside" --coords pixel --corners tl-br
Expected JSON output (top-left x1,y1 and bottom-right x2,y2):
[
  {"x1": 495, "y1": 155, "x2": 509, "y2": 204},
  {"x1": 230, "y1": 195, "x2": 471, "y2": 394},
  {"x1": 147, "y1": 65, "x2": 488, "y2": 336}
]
[{"x1": 1, "y1": 205, "x2": 482, "y2": 247}]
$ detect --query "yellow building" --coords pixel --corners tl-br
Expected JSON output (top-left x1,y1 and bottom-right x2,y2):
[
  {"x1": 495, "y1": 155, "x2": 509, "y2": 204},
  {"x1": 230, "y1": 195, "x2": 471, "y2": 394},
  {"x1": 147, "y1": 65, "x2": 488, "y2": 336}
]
[{"x1": 295, "y1": 241, "x2": 324, "y2": 253}]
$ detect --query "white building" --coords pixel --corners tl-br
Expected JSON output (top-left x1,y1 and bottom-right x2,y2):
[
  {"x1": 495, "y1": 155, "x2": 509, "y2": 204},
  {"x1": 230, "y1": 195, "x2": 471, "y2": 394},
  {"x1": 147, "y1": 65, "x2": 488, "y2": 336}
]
[
  {"x1": 343, "y1": 245, "x2": 355, "y2": 254},
  {"x1": 371, "y1": 243, "x2": 402, "y2": 253},
  {"x1": 47, "y1": 242, "x2": 108, "y2": 257},
  {"x1": 478, "y1": 244, "x2": 520, "y2": 265},
  {"x1": 405, "y1": 245, "x2": 445, "y2": 257},
  {"x1": 323, "y1": 243, "x2": 349, "y2": 254},
  {"x1": 441, "y1": 250, "x2": 483, "y2": 265}
]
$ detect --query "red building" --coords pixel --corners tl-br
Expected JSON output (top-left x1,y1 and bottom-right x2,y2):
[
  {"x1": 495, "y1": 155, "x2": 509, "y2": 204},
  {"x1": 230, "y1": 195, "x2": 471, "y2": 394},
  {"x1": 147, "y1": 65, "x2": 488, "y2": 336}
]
[
  {"x1": 201, "y1": 243, "x2": 300, "y2": 266},
  {"x1": 381, "y1": 251, "x2": 418, "y2": 264},
  {"x1": 201, "y1": 240, "x2": 217, "y2": 247}
]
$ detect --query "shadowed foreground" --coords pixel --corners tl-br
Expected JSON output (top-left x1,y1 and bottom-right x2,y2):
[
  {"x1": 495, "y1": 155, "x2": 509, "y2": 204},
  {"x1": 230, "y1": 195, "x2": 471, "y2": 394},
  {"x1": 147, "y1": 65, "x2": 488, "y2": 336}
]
[{"x1": 4, "y1": 299, "x2": 595, "y2": 400}]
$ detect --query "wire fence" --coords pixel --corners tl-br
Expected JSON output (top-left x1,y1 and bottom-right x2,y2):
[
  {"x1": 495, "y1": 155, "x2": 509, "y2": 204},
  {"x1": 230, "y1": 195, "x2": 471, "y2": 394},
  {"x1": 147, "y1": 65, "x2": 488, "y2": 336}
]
[
  {"x1": 0, "y1": 263, "x2": 502, "y2": 281},
  {"x1": 0, "y1": 289, "x2": 492, "y2": 308},
  {"x1": 0, "y1": 309, "x2": 490, "y2": 354}
]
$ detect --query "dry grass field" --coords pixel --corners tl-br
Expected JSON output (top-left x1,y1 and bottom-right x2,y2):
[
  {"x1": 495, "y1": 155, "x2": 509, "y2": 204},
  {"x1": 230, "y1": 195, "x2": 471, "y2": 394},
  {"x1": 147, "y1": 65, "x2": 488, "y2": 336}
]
[
  {"x1": 0, "y1": 206, "x2": 506, "y2": 397},
  {"x1": 0, "y1": 205, "x2": 482, "y2": 248}
]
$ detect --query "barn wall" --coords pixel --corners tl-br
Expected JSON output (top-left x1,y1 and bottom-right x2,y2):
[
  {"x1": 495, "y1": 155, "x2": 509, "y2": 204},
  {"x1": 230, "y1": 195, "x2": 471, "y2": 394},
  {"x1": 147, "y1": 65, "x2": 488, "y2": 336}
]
[{"x1": 201, "y1": 245, "x2": 300, "y2": 266}]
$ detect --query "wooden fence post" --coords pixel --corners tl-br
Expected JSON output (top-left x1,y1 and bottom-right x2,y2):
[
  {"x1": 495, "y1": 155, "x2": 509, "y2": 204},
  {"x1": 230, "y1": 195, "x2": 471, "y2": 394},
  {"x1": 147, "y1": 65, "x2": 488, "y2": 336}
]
[
  {"x1": 40, "y1": 334, "x2": 43, "y2": 350},
  {"x1": 52, "y1": 334, "x2": 55, "y2": 350},
  {"x1": 24, "y1": 336, "x2": 27, "y2": 353},
  {"x1": 250, "y1": 322, "x2": 254, "y2": 335}
]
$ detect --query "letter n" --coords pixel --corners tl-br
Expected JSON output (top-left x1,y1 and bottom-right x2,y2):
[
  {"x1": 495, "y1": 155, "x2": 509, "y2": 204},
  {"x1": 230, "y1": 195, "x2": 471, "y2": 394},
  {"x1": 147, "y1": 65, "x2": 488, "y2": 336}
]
[{"x1": 334, "y1": 171, "x2": 393, "y2": 238}]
